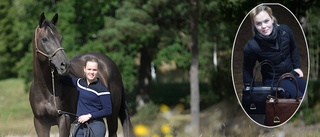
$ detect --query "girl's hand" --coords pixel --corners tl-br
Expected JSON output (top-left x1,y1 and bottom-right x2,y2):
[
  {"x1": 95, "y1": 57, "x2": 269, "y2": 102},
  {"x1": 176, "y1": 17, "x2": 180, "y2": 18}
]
[
  {"x1": 78, "y1": 114, "x2": 92, "y2": 123},
  {"x1": 294, "y1": 68, "x2": 303, "y2": 78}
]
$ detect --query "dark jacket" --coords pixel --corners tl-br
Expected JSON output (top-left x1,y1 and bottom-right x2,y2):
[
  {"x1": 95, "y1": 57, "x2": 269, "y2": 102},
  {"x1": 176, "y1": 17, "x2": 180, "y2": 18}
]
[
  {"x1": 243, "y1": 24, "x2": 301, "y2": 86},
  {"x1": 62, "y1": 76, "x2": 112, "y2": 119}
]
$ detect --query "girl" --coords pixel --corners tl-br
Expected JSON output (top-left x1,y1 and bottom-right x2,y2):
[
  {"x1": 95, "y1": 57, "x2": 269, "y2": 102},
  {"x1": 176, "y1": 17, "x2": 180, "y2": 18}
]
[
  {"x1": 243, "y1": 5, "x2": 306, "y2": 98},
  {"x1": 62, "y1": 56, "x2": 112, "y2": 137}
]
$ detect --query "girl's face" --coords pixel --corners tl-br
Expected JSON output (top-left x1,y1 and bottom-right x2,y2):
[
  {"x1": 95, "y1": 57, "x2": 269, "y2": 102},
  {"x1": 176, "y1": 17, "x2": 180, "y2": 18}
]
[
  {"x1": 83, "y1": 61, "x2": 98, "y2": 83},
  {"x1": 254, "y1": 11, "x2": 274, "y2": 36}
]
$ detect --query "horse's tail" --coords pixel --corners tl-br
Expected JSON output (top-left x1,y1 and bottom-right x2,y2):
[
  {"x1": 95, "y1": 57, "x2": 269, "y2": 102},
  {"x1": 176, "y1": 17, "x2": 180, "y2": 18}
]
[{"x1": 119, "y1": 86, "x2": 135, "y2": 137}]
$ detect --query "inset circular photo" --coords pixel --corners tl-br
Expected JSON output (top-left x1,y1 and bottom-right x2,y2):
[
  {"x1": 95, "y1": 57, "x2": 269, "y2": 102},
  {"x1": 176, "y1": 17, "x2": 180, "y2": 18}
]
[{"x1": 231, "y1": 3, "x2": 309, "y2": 128}]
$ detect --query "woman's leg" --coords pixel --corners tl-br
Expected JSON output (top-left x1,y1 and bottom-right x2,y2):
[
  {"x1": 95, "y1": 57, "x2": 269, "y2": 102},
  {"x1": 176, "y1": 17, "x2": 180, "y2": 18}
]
[
  {"x1": 296, "y1": 76, "x2": 306, "y2": 97},
  {"x1": 279, "y1": 76, "x2": 305, "y2": 98},
  {"x1": 87, "y1": 120, "x2": 106, "y2": 137}
]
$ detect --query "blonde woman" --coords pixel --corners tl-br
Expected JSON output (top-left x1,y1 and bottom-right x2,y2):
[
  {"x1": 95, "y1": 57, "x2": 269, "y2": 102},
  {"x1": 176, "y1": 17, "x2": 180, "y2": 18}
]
[{"x1": 243, "y1": 5, "x2": 306, "y2": 98}]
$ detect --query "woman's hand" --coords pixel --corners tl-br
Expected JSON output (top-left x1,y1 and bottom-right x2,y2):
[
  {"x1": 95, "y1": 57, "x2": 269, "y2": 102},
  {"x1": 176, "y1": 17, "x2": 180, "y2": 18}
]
[
  {"x1": 294, "y1": 68, "x2": 303, "y2": 78},
  {"x1": 78, "y1": 114, "x2": 92, "y2": 123}
]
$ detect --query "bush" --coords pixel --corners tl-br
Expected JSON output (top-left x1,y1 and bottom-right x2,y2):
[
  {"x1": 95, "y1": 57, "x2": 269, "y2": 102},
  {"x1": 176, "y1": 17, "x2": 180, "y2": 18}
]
[{"x1": 132, "y1": 102, "x2": 159, "y2": 125}]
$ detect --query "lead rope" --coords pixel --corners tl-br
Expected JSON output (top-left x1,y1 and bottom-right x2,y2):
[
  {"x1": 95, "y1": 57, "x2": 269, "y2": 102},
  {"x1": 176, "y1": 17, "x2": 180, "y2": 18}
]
[
  {"x1": 50, "y1": 64, "x2": 77, "y2": 117},
  {"x1": 50, "y1": 65, "x2": 61, "y2": 114},
  {"x1": 50, "y1": 62, "x2": 80, "y2": 137},
  {"x1": 72, "y1": 122, "x2": 96, "y2": 137}
]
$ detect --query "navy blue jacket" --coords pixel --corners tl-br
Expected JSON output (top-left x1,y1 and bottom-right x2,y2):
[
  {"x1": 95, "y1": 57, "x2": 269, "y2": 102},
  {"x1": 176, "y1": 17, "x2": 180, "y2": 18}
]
[
  {"x1": 243, "y1": 24, "x2": 301, "y2": 86},
  {"x1": 62, "y1": 76, "x2": 112, "y2": 119}
]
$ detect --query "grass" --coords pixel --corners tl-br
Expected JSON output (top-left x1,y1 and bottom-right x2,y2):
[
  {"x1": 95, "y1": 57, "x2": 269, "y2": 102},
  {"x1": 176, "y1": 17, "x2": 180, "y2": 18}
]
[{"x1": 0, "y1": 78, "x2": 37, "y2": 136}]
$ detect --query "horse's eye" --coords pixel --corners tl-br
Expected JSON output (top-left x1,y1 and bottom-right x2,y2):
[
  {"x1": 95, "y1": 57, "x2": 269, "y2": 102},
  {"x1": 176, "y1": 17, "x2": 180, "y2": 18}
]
[{"x1": 42, "y1": 37, "x2": 48, "y2": 42}]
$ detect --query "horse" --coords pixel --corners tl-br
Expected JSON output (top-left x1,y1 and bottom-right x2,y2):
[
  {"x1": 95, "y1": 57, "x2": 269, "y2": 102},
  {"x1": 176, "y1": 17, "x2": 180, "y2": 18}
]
[
  {"x1": 30, "y1": 13, "x2": 134, "y2": 137},
  {"x1": 29, "y1": 12, "x2": 75, "y2": 137}
]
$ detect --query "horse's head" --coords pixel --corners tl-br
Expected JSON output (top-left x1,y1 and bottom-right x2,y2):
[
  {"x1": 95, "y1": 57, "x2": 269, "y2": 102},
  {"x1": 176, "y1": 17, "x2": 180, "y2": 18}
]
[{"x1": 33, "y1": 13, "x2": 70, "y2": 75}]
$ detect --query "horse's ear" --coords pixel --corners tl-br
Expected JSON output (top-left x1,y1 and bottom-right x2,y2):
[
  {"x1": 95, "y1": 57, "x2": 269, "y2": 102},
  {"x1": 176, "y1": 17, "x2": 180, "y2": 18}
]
[
  {"x1": 39, "y1": 12, "x2": 46, "y2": 28},
  {"x1": 51, "y1": 13, "x2": 58, "y2": 26}
]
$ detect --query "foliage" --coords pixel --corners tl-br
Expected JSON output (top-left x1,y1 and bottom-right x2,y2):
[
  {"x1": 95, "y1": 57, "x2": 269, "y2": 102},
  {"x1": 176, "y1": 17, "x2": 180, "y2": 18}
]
[
  {"x1": 305, "y1": 80, "x2": 320, "y2": 108},
  {"x1": 210, "y1": 63, "x2": 235, "y2": 100},
  {"x1": 150, "y1": 82, "x2": 220, "y2": 110},
  {"x1": 300, "y1": 106, "x2": 320, "y2": 125},
  {"x1": 0, "y1": 1, "x2": 21, "y2": 79},
  {"x1": 132, "y1": 102, "x2": 179, "y2": 137},
  {"x1": 97, "y1": 0, "x2": 160, "y2": 91},
  {"x1": 306, "y1": 5, "x2": 320, "y2": 81},
  {"x1": 132, "y1": 102, "x2": 159, "y2": 125}
]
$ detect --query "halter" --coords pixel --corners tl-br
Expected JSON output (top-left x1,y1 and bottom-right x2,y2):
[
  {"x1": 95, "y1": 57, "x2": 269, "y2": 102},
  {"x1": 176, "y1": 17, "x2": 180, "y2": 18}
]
[
  {"x1": 34, "y1": 27, "x2": 64, "y2": 61},
  {"x1": 34, "y1": 27, "x2": 69, "y2": 116}
]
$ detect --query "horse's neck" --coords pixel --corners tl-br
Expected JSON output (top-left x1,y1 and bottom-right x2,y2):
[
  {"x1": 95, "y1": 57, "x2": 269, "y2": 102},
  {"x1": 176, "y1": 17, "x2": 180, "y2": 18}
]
[{"x1": 33, "y1": 59, "x2": 54, "y2": 87}]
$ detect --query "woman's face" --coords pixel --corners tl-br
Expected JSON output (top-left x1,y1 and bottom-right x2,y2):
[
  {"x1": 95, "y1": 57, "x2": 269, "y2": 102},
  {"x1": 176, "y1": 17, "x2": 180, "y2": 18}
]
[
  {"x1": 83, "y1": 61, "x2": 98, "y2": 83},
  {"x1": 254, "y1": 10, "x2": 274, "y2": 36}
]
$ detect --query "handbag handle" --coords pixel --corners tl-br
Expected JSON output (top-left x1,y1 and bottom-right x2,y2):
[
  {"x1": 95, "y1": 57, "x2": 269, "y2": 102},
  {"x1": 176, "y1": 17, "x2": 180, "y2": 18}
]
[
  {"x1": 249, "y1": 60, "x2": 275, "y2": 89},
  {"x1": 275, "y1": 73, "x2": 300, "y2": 102}
]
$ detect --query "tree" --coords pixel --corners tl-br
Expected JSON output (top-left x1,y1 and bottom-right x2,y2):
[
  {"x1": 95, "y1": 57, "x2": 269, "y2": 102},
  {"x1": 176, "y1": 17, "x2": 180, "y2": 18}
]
[
  {"x1": 0, "y1": 1, "x2": 21, "y2": 79},
  {"x1": 189, "y1": 0, "x2": 200, "y2": 136},
  {"x1": 97, "y1": 0, "x2": 161, "y2": 107}
]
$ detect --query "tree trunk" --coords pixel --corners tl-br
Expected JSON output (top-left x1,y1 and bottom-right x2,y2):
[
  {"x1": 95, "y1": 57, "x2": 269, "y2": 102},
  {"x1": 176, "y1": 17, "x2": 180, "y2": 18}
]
[
  {"x1": 136, "y1": 46, "x2": 152, "y2": 108},
  {"x1": 190, "y1": 0, "x2": 200, "y2": 136}
]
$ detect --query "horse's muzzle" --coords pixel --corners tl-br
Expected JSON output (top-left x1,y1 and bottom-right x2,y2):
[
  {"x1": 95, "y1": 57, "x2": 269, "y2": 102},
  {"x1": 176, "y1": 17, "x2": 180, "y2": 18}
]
[{"x1": 59, "y1": 60, "x2": 70, "y2": 76}]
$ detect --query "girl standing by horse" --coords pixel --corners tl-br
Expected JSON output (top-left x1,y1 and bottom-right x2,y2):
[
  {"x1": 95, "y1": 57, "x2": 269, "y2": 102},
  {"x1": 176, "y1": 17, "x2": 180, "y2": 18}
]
[{"x1": 62, "y1": 56, "x2": 112, "y2": 137}]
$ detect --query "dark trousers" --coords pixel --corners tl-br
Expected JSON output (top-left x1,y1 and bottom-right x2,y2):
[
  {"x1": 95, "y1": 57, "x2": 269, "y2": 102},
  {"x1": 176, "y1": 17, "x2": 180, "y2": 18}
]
[
  {"x1": 278, "y1": 75, "x2": 306, "y2": 98},
  {"x1": 73, "y1": 119, "x2": 106, "y2": 137},
  {"x1": 265, "y1": 72, "x2": 306, "y2": 98}
]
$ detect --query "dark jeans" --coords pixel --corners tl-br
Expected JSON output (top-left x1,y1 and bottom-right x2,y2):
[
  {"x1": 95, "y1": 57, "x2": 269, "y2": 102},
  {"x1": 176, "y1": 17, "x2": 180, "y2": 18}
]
[
  {"x1": 73, "y1": 119, "x2": 106, "y2": 137},
  {"x1": 265, "y1": 72, "x2": 306, "y2": 98}
]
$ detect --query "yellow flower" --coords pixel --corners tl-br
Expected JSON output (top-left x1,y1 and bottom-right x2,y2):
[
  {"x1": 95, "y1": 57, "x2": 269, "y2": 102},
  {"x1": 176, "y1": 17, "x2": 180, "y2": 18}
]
[
  {"x1": 161, "y1": 124, "x2": 171, "y2": 134},
  {"x1": 134, "y1": 124, "x2": 149, "y2": 136},
  {"x1": 159, "y1": 104, "x2": 170, "y2": 113}
]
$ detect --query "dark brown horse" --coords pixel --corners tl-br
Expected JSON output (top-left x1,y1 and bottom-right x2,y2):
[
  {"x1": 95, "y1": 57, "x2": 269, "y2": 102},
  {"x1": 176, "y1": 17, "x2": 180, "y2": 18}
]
[
  {"x1": 29, "y1": 12, "x2": 75, "y2": 137},
  {"x1": 30, "y1": 13, "x2": 134, "y2": 137}
]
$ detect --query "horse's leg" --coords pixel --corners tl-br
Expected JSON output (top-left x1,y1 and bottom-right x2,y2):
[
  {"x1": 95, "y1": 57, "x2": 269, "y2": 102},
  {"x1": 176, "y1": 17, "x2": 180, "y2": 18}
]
[
  {"x1": 107, "y1": 114, "x2": 119, "y2": 137},
  {"x1": 58, "y1": 114, "x2": 72, "y2": 137},
  {"x1": 34, "y1": 116, "x2": 51, "y2": 137}
]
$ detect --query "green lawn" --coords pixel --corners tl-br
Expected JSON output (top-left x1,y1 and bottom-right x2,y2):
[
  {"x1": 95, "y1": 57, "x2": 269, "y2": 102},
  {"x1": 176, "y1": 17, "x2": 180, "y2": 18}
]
[{"x1": 0, "y1": 78, "x2": 37, "y2": 136}]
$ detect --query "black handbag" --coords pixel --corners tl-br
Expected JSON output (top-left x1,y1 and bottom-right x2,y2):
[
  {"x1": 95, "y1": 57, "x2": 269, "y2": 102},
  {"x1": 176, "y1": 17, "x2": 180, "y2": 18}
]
[{"x1": 242, "y1": 60, "x2": 285, "y2": 114}]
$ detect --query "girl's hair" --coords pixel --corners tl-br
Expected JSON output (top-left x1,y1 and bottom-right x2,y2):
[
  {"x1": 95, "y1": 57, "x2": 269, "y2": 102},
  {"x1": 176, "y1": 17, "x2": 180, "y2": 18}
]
[
  {"x1": 249, "y1": 4, "x2": 277, "y2": 34},
  {"x1": 84, "y1": 56, "x2": 99, "y2": 67}
]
